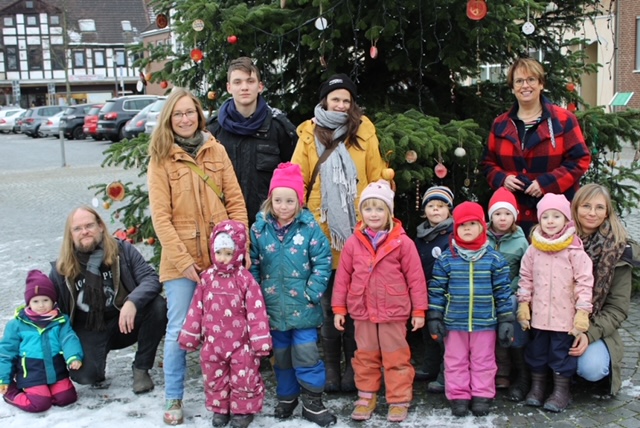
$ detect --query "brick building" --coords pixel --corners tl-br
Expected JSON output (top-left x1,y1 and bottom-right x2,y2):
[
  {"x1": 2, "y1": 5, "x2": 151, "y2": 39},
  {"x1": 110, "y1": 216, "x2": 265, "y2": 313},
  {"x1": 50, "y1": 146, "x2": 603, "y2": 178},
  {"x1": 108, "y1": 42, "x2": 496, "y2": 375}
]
[{"x1": 614, "y1": 0, "x2": 640, "y2": 110}]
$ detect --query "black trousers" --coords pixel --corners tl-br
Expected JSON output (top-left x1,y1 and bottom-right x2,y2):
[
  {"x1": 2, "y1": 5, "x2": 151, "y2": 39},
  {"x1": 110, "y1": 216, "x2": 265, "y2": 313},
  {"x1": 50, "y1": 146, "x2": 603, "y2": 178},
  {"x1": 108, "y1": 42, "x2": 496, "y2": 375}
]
[
  {"x1": 71, "y1": 295, "x2": 167, "y2": 384},
  {"x1": 525, "y1": 328, "x2": 577, "y2": 378}
]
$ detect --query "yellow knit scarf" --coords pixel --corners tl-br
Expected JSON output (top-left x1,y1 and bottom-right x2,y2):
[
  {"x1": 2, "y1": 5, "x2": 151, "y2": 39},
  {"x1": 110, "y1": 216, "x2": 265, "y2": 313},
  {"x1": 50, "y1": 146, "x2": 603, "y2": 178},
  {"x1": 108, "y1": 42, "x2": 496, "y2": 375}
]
[{"x1": 531, "y1": 225, "x2": 576, "y2": 252}]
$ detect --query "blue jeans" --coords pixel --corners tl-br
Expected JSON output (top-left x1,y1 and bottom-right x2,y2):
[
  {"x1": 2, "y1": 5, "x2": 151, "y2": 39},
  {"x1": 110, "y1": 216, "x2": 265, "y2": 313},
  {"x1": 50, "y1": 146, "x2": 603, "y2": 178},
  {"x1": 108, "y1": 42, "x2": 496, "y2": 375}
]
[
  {"x1": 163, "y1": 277, "x2": 197, "y2": 400},
  {"x1": 577, "y1": 339, "x2": 610, "y2": 382}
]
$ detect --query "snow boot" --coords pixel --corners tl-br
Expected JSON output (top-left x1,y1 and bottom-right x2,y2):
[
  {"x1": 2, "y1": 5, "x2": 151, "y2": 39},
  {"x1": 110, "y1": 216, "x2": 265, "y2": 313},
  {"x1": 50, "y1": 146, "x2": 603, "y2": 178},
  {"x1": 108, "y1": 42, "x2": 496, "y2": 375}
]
[
  {"x1": 340, "y1": 336, "x2": 357, "y2": 392},
  {"x1": 525, "y1": 371, "x2": 547, "y2": 407},
  {"x1": 322, "y1": 337, "x2": 342, "y2": 393},
  {"x1": 230, "y1": 414, "x2": 254, "y2": 428},
  {"x1": 301, "y1": 388, "x2": 337, "y2": 427},
  {"x1": 543, "y1": 373, "x2": 572, "y2": 412},
  {"x1": 211, "y1": 412, "x2": 230, "y2": 427},
  {"x1": 507, "y1": 347, "x2": 531, "y2": 402},
  {"x1": 471, "y1": 397, "x2": 492, "y2": 416},
  {"x1": 351, "y1": 392, "x2": 377, "y2": 421},
  {"x1": 132, "y1": 367, "x2": 154, "y2": 394},
  {"x1": 450, "y1": 399, "x2": 470, "y2": 417},
  {"x1": 495, "y1": 345, "x2": 511, "y2": 389},
  {"x1": 274, "y1": 397, "x2": 298, "y2": 419}
]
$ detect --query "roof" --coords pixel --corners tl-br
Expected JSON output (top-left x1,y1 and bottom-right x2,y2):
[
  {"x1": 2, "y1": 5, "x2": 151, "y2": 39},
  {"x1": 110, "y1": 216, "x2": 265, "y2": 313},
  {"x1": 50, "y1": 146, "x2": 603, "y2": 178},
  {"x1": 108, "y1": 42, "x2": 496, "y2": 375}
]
[{"x1": 0, "y1": 0, "x2": 150, "y2": 45}]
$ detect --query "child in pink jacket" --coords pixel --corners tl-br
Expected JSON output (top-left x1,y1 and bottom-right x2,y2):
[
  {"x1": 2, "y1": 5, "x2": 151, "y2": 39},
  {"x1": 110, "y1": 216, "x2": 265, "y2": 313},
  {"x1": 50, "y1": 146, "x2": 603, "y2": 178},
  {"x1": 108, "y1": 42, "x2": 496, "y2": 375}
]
[
  {"x1": 179, "y1": 220, "x2": 272, "y2": 428},
  {"x1": 517, "y1": 193, "x2": 593, "y2": 413},
  {"x1": 332, "y1": 180, "x2": 428, "y2": 423}
]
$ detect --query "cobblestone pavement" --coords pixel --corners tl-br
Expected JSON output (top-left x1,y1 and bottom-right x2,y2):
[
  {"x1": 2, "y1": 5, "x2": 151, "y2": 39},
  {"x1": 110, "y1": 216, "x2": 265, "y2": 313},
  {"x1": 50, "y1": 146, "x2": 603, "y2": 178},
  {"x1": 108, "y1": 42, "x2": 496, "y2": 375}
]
[{"x1": 0, "y1": 133, "x2": 639, "y2": 427}]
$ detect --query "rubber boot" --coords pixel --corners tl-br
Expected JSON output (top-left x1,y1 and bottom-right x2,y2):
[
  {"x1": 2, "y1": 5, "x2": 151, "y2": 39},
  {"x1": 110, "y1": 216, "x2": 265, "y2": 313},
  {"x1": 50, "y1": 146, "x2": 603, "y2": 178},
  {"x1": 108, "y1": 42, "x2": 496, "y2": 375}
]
[
  {"x1": 274, "y1": 397, "x2": 298, "y2": 419},
  {"x1": 507, "y1": 347, "x2": 531, "y2": 402},
  {"x1": 543, "y1": 373, "x2": 572, "y2": 412},
  {"x1": 450, "y1": 399, "x2": 470, "y2": 417},
  {"x1": 495, "y1": 345, "x2": 511, "y2": 389},
  {"x1": 525, "y1": 371, "x2": 547, "y2": 407},
  {"x1": 322, "y1": 337, "x2": 342, "y2": 393},
  {"x1": 301, "y1": 388, "x2": 337, "y2": 427},
  {"x1": 340, "y1": 334, "x2": 357, "y2": 392}
]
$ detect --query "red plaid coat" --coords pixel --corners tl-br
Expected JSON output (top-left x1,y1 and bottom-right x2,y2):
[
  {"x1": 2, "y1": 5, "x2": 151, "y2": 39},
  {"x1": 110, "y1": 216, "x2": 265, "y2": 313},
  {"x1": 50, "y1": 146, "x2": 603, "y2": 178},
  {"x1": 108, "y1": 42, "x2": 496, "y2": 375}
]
[{"x1": 481, "y1": 97, "x2": 590, "y2": 235}]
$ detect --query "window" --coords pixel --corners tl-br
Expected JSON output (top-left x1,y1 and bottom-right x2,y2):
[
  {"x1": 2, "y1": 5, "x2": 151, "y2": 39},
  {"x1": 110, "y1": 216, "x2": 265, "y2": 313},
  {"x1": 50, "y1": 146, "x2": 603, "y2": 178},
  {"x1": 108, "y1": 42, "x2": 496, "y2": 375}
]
[
  {"x1": 5, "y1": 46, "x2": 19, "y2": 71},
  {"x1": 51, "y1": 46, "x2": 65, "y2": 70},
  {"x1": 78, "y1": 19, "x2": 95, "y2": 32},
  {"x1": 4, "y1": 17, "x2": 14, "y2": 26},
  {"x1": 121, "y1": 20, "x2": 132, "y2": 31},
  {"x1": 93, "y1": 50, "x2": 105, "y2": 67},
  {"x1": 28, "y1": 46, "x2": 43, "y2": 70},
  {"x1": 50, "y1": 16, "x2": 60, "y2": 25},
  {"x1": 478, "y1": 64, "x2": 504, "y2": 83},
  {"x1": 636, "y1": 18, "x2": 640, "y2": 70},
  {"x1": 73, "y1": 51, "x2": 85, "y2": 68},
  {"x1": 26, "y1": 1, "x2": 34, "y2": 8},
  {"x1": 26, "y1": 15, "x2": 38, "y2": 26},
  {"x1": 115, "y1": 50, "x2": 126, "y2": 67}
]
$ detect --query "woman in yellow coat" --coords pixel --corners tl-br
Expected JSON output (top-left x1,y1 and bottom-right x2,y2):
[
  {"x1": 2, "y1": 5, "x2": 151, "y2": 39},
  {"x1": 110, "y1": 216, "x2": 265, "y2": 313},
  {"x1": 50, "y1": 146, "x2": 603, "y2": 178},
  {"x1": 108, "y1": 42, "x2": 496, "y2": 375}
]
[{"x1": 292, "y1": 74, "x2": 385, "y2": 393}]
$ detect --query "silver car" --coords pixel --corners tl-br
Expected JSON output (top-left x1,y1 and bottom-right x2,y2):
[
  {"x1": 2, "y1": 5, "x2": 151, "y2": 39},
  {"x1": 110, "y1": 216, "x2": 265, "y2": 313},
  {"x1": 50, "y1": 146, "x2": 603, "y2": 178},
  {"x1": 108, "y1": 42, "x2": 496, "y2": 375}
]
[
  {"x1": 39, "y1": 111, "x2": 65, "y2": 138},
  {"x1": 0, "y1": 108, "x2": 25, "y2": 133}
]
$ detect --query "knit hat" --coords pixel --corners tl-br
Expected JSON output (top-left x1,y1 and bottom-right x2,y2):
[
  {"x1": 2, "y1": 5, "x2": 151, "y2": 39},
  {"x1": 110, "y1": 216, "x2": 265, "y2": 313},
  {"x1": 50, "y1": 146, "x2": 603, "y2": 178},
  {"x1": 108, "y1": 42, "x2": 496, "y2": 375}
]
[
  {"x1": 422, "y1": 185, "x2": 454, "y2": 209},
  {"x1": 536, "y1": 193, "x2": 572, "y2": 222},
  {"x1": 269, "y1": 162, "x2": 305, "y2": 205},
  {"x1": 488, "y1": 187, "x2": 519, "y2": 219},
  {"x1": 359, "y1": 179, "x2": 395, "y2": 214},
  {"x1": 213, "y1": 233, "x2": 235, "y2": 252},
  {"x1": 319, "y1": 73, "x2": 357, "y2": 101},
  {"x1": 452, "y1": 201, "x2": 487, "y2": 250},
  {"x1": 25, "y1": 269, "x2": 57, "y2": 304}
]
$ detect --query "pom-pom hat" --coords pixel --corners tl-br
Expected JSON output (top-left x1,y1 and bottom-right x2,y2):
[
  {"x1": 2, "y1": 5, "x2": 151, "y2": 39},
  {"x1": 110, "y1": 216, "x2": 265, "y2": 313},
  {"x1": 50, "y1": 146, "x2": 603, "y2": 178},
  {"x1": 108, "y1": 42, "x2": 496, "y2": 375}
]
[
  {"x1": 536, "y1": 193, "x2": 572, "y2": 222},
  {"x1": 422, "y1": 185, "x2": 454, "y2": 209},
  {"x1": 25, "y1": 269, "x2": 57, "y2": 304},
  {"x1": 319, "y1": 74, "x2": 357, "y2": 101},
  {"x1": 269, "y1": 162, "x2": 305, "y2": 205},
  {"x1": 488, "y1": 187, "x2": 519, "y2": 219},
  {"x1": 359, "y1": 179, "x2": 395, "y2": 214}
]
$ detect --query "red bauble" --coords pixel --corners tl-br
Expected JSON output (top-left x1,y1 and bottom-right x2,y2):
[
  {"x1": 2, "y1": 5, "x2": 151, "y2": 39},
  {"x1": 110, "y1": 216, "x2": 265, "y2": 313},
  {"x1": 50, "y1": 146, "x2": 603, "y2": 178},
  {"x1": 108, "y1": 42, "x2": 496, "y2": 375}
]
[
  {"x1": 160, "y1": 81, "x2": 168, "y2": 89},
  {"x1": 467, "y1": 0, "x2": 487, "y2": 21},
  {"x1": 190, "y1": 48, "x2": 204, "y2": 62},
  {"x1": 369, "y1": 46, "x2": 378, "y2": 59},
  {"x1": 567, "y1": 102, "x2": 577, "y2": 112},
  {"x1": 227, "y1": 35, "x2": 238, "y2": 44},
  {"x1": 434, "y1": 163, "x2": 448, "y2": 179},
  {"x1": 566, "y1": 82, "x2": 576, "y2": 92}
]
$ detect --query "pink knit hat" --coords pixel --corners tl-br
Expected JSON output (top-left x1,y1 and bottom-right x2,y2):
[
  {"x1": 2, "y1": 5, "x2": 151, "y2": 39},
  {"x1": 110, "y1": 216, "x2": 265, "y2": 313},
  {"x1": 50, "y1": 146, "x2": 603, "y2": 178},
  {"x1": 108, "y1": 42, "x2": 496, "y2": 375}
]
[
  {"x1": 359, "y1": 179, "x2": 395, "y2": 214},
  {"x1": 536, "y1": 193, "x2": 572, "y2": 222},
  {"x1": 269, "y1": 162, "x2": 305, "y2": 205}
]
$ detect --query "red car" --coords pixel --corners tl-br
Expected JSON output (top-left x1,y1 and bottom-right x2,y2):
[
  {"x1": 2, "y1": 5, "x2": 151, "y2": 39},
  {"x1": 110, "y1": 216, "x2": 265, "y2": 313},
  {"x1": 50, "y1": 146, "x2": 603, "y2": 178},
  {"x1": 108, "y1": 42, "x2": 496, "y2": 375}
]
[{"x1": 83, "y1": 104, "x2": 104, "y2": 140}]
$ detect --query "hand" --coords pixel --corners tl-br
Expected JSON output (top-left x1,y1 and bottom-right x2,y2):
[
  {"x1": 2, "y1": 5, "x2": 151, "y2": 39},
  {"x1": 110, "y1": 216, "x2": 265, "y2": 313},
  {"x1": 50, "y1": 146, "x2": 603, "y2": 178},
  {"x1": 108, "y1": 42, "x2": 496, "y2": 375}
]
[
  {"x1": 334, "y1": 314, "x2": 345, "y2": 331},
  {"x1": 411, "y1": 316, "x2": 425, "y2": 332},
  {"x1": 69, "y1": 360, "x2": 83, "y2": 370},
  {"x1": 524, "y1": 180, "x2": 543, "y2": 198},
  {"x1": 0, "y1": 385, "x2": 7, "y2": 395},
  {"x1": 427, "y1": 312, "x2": 447, "y2": 343},
  {"x1": 568, "y1": 332, "x2": 589, "y2": 357},
  {"x1": 498, "y1": 322, "x2": 515, "y2": 347},
  {"x1": 517, "y1": 302, "x2": 531, "y2": 330},
  {"x1": 119, "y1": 301, "x2": 137, "y2": 334},
  {"x1": 503, "y1": 175, "x2": 525, "y2": 192},
  {"x1": 183, "y1": 264, "x2": 201, "y2": 283}
]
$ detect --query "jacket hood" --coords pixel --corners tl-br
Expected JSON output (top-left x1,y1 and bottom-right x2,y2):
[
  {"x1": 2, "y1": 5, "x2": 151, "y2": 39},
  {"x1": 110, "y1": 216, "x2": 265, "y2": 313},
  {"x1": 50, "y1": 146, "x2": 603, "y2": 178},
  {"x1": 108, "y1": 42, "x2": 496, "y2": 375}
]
[
  {"x1": 252, "y1": 208, "x2": 316, "y2": 234},
  {"x1": 209, "y1": 219, "x2": 247, "y2": 272}
]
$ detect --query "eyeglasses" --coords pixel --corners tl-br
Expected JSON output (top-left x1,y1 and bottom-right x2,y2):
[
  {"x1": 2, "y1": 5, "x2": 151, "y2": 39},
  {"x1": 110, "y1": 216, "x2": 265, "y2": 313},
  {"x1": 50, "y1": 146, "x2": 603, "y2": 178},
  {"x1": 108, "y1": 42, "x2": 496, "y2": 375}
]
[
  {"x1": 171, "y1": 110, "x2": 198, "y2": 121},
  {"x1": 513, "y1": 77, "x2": 539, "y2": 88},
  {"x1": 578, "y1": 203, "x2": 607, "y2": 214},
  {"x1": 72, "y1": 222, "x2": 98, "y2": 234}
]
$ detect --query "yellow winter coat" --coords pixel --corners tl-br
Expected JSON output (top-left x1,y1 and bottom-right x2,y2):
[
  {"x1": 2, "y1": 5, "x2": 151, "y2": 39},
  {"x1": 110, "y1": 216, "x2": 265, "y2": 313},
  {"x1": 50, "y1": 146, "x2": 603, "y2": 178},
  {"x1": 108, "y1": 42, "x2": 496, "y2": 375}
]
[
  {"x1": 148, "y1": 133, "x2": 248, "y2": 282},
  {"x1": 292, "y1": 115, "x2": 385, "y2": 269}
]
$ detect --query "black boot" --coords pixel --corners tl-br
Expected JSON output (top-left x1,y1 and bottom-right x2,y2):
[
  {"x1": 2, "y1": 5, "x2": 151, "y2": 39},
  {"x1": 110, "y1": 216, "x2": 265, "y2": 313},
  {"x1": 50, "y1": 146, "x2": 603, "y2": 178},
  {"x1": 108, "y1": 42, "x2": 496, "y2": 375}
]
[
  {"x1": 275, "y1": 397, "x2": 298, "y2": 419},
  {"x1": 301, "y1": 388, "x2": 337, "y2": 427},
  {"x1": 471, "y1": 397, "x2": 492, "y2": 416},
  {"x1": 543, "y1": 373, "x2": 572, "y2": 412},
  {"x1": 212, "y1": 412, "x2": 230, "y2": 427},
  {"x1": 416, "y1": 331, "x2": 443, "y2": 381},
  {"x1": 495, "y1": 345, "x2": 511, "y2": 389},
  {"x1": 450, "y1": 399, "x2": 470, "y2": 417},
  {"x1": 229, "y1": 414, "x2": 253, "y2": 428},
  {"x1": 525, "y1": 371, "x2": 547, "y2": 407},
  {"x1": 507, "y1": 347, "x2": 531, "y2": 402},
  {"x1": 322, "y1": 337, "x2": 342, "y2": 393},
  {"x1": 340, "y1": 334, "x2": 357, "y2": 392}
]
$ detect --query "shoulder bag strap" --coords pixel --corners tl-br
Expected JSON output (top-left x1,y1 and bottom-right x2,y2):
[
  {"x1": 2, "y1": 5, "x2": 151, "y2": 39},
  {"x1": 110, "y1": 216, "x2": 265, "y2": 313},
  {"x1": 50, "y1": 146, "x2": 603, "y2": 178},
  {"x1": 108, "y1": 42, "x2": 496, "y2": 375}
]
[
  {"x1": 305, "y1": 143, "x2": 338, "y2": 205},
  {"x1": 180, "y1": 161, "x2": 225, "y2": 204}
]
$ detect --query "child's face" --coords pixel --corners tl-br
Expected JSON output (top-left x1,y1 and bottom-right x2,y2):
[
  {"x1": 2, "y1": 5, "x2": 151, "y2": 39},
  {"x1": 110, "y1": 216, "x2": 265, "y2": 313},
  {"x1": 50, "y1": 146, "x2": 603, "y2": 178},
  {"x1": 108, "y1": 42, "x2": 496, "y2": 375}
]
[
  {"x1": 539, "y1": 209, "x2": 567, "y2": 235},
  {"x1": 214, "y1": 248, "x2": 234, "y2": 264},
  {"x1": 424, "y1": 200, "x2": 450, "y2": 226},
  {"x1": 456, "y1": 221, "x2": 483, "y2": 242},
  {"x1": 271, "y1": 187, "x2": 299, "y2": 225},
  {"x1": 361, "y1": 199, "x2": 389, "y2": 232},
  {"x1": 29, "y1": 296, "x2": 54, "y2": 314},
  {"x1": 491, "y1": 208, "x2": 515, "y2": 233}
]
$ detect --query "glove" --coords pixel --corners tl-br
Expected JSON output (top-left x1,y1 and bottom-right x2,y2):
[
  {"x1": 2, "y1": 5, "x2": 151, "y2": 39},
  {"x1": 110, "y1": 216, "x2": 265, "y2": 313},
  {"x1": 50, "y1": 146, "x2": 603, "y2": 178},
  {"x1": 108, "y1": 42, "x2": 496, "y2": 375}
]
[
  {"x1": 497, "y1": 313, "x2": 515, "y2": 348},
  {"x1": 572, "y1": 309, "x2": 590, "y2": 334},
  {"x1": 252, "y1": 339, "x2": 272, "y2": 357},
  {"x1": 427, "y1": 311, "x2": 447, "y2": 343},
  {"x1": 516, "y1": 302, "x2": 530, "y2": 330}
]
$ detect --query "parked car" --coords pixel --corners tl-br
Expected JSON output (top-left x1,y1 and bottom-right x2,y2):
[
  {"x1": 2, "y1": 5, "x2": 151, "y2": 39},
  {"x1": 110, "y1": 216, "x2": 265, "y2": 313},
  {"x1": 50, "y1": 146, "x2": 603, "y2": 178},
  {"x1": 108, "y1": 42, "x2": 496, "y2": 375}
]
[
  {"x1": 83, "y1": 104, "x2": 104, "y2": 140},
  {"x1": 97, "y1": 95, "x2": 157, "y2": 142},
  {"x1": 13, "y1": 110, "x2": 27, "y2": 133},
  {"x1": 0, "y1": 108, "x2": 25, "y2": 133},
  {"x1": 143, "y1": 97, "x2": 167, "y2": 135},
  {"x1": 40, "y1": 111, "x2": 65, "y2": 137},
  {"x1": 60, "y1": 103, "x2": 99, "y2": 140},
  {"x1": 21, "y1": 105, "x2": 67, "y2": 137},
  {"x1": 123, "y1": 102, "x2": 155, "y2": 140}
]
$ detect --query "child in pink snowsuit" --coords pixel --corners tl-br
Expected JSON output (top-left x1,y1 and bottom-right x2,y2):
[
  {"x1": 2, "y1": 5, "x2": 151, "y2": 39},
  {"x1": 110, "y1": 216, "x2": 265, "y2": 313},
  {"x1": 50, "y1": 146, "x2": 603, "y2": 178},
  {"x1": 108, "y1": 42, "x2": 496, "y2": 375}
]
[{"x1": 179, "y1": 220, "x2": 272, "y2": 428}]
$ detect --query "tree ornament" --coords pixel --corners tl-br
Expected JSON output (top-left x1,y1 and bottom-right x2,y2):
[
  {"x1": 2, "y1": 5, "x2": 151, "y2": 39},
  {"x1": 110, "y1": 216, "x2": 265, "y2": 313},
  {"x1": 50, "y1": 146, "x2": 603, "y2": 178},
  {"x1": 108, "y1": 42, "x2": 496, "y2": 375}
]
[
  {"x1": 280, "y1": 0, "x2": 286, "y2": 8},
  {"x1": 405, "y1": 150, "x2": 418, "y2": 163},
  {"x1": 207, "y1": 91, "x2": 217, "y2": 100},
  {"x1": 567, "y1": 102, "x2": 577, "y2": 112},
  {"x1": 454, "y1": 147, "x2": 466, "y2": 157},
  {"x1": 415, "y1": 181, "x2": 421, "y2": 211},
  {"x1": 315, "y1": 17, "x2": 328, "y2": 31},
  {"x1": 319, "y1": 56, "x2": 327, "y2": 68},
  {"x1": 190, "y1": 48, "x2": 204, "y2": 62},
  {"x1": 145, "y1": 72, "x2": 153, "y2": 82},
  {"x1": 227, "y1": 35, "x2": 238, "y2": 44},
  {"x1": 370, "y1": 45, "x2": 378, "y2": 59},
  {"x1": 522, "y1": 5, "x2": 535, "y2": 35},
  {"x1": 434, "y1": 163, "x2": 447, "y2": 179},
  {"x1": 381, "y1": 168, "x2": 395, "y2": 181},
  {"x1": 160, "y1": 81, "x2": 168, "y2": 89},
  {"x1": 106, "y1": 181, "x2": 126, "y2": 201},
  {"x1": 156, "y1": 14, "x2": 168, "y2": 29},
  {"x1": 466, "y1": 0, "x2": 487, "y2": 21},
  {"x1": 566, "y1": 82, "x2": 576, "y2": 92},
  {"x1": 192, "y1": 19, "x2": 205, "y2": 32}
]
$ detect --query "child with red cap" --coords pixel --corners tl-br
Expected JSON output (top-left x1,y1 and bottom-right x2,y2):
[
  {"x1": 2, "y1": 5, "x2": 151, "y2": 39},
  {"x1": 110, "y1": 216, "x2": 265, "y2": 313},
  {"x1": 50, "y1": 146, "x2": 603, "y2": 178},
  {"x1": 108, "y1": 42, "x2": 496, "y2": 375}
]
[
  {"x1": 428, "y1": 201, "x2": 514, "y2": 417},
  {"x1": 517, "y1": 193, "x2": 594, "y2": 412},
  {"x1": 0, "y1": 270, "x2": 83, "y2": 413},
  {"x1": 487, "y1": 187, "x2": 531, "y2": 401}
]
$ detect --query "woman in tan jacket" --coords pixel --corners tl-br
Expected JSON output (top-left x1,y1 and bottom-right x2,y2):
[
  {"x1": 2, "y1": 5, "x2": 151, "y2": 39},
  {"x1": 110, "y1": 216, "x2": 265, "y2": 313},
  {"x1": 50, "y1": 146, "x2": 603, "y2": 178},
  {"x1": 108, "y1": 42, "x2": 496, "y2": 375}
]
[{"x1": 147, "y1": 88, "x2": 247, "y2": 425}]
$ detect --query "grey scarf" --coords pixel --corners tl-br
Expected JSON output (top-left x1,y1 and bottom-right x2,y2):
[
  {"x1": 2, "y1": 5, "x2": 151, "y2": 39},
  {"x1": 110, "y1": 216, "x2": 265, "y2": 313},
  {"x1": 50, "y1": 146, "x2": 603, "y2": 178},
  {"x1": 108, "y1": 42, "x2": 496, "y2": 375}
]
[
  {"x1": 174, "y1": 131, "x2": 205, "y2": 157},
  {"x1": 453, "y1": 240, "x2": 489, "y2": 262},
  {"x1": 313, "y1": 104, "x2": 358, "y2": 250}
]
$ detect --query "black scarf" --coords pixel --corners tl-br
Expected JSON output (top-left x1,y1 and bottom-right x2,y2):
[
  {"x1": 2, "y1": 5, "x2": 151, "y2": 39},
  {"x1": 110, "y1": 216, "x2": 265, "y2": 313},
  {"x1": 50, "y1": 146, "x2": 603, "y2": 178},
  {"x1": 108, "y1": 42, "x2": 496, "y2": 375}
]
[
  {"x1": 217, "y1": 96, "x2": 269, "y2": 135},
  {"x1": 76, "y1": 248, "x2": 106, "y2": 331}
]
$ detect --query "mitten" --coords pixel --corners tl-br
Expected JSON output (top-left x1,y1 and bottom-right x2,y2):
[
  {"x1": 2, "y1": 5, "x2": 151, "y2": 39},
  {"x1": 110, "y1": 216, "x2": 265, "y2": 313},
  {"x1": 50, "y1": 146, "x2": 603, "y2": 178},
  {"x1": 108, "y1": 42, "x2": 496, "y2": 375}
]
[
  {"x1": 497, "y1": 313, "x2": 515, "y2": 348},
  {"x1": 251, "y1": 337, "x2": 272, "y2": 357},
  {"x1": 516, "y1": 302, "x2": 530, "y2": 330},
  {"x1": 427, "y1": 311, "x2": 447, "y2": 343},
  {"x1": 573, "y1": 309, "x2": 590, "y2": 333}
]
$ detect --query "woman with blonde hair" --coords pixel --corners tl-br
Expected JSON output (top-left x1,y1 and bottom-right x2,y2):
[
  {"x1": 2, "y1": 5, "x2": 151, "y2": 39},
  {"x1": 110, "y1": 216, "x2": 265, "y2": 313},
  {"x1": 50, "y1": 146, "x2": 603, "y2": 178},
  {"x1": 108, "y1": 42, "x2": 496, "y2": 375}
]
[
  {"x1": 147, "y1": 88, "x2": 247, "y2": 425},
  {"x1": 569, "y1": 183, "x2": 638, "y2": 395}
]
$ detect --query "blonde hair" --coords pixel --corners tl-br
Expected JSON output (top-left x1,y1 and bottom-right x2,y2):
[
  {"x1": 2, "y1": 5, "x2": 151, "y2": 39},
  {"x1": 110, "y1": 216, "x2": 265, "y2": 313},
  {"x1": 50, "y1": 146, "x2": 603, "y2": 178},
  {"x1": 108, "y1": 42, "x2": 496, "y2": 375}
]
[
  {"x1": 56, "y1": 206, "x2": 119, "y2": 280},
  {"x1": 359, "y1": 198, "x2": 394, "y2": 232},
  {"x1": 148, "y1": 88, "x2": 207, "y2": 162},
  {"x1": 506, "y1": 57, "x2": 546, "y2": 89},
  {"x1": 571, "y1": 184, "x2": 628, "y2": 245},
  {"x1": 422, "y1": 200, "x2": 451, "y2": 220},
  {"x1": 259, "y1": 195, "x2": 302, "y2": 221}
]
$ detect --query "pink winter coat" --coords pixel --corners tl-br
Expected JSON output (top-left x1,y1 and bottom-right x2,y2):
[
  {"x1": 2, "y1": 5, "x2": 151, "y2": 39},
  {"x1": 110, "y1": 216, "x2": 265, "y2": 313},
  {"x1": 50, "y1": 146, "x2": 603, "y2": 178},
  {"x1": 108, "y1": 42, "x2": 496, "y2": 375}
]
[
  {"x1": 517, "y1": 228, "x2": 593, "y2": 333},
  {"x1": 332, "y1": 219, "x2": 428, "y2": 323}
]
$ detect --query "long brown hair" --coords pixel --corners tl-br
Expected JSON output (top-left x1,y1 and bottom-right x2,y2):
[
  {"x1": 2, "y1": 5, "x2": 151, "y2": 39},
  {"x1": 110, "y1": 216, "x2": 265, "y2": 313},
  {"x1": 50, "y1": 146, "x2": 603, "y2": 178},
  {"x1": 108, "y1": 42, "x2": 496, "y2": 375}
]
[
  {"x1": 56, "y1": 206, "x2": 119, "y2": 280},
  {"x1": 571, "y1": 184, "x2": 628, "y2": 245},
  {"x1": 315, "y1": 97, "x2": 364, "y2": 151},
  {"x1": 148, "y1": 88, "x2": 207, "y2": 162}
]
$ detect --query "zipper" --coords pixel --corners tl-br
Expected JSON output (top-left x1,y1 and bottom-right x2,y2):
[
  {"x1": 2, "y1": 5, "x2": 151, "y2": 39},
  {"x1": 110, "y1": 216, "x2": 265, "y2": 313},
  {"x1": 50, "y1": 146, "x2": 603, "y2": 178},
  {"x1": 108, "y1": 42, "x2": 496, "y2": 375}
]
[{"x1": 468, "y1": 261, "x2": 474, "y2": 332}]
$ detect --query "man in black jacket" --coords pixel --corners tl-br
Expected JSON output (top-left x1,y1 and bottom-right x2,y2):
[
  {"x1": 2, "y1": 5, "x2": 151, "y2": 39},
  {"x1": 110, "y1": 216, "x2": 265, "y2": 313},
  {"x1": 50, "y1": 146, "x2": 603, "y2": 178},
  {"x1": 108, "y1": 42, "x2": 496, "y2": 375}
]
[
  {"x1": 207, "y1": 57, "x2": 297, "y2": 223},
  {"x1": 49, "y1": 206, "x2": 167, "y2": 394}
]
